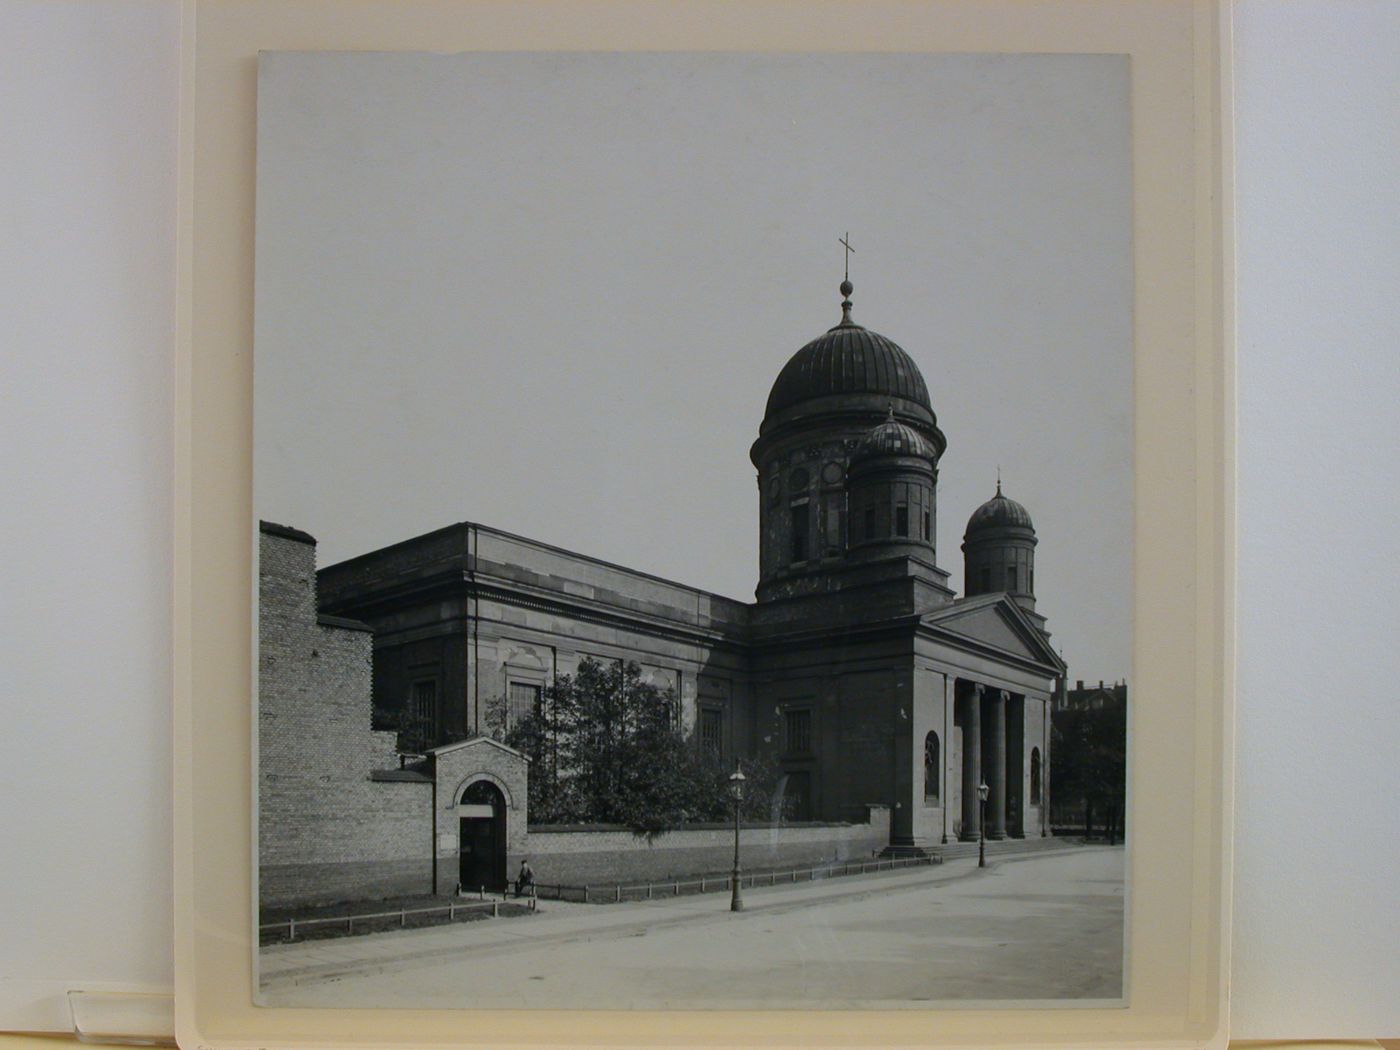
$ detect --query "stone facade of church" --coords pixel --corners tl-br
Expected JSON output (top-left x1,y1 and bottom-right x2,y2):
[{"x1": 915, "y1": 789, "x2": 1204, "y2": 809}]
[{"x1": 260, "y1": 284, "x2": 1069, "y2": 904}]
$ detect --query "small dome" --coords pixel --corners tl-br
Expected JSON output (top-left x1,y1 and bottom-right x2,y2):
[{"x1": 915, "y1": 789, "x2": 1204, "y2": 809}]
[
  {"x1": 764, "y1": 319, "x2": 932, "y2": 422},
  {"x1": 852, "y1": 408, "x2": 936, "y2": 464},
  {"x1": 965, "y1": 484, "x2": 1035, "y2": 535}
]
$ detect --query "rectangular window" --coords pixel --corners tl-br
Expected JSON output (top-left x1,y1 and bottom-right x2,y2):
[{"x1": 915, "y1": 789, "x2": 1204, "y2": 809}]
[
  {"x1": 981, "y1": 567, "x2": 992, "y2": 591},
  {"x1": 785, "y1": 708, "x2": 813, "y2": 755},
  {"x1": 401, "y1": 679, "x2": 438, "y2": 752},
  {"x1": 923, "y1": 510, "x2": 931, "y2": 540},
  {"x1": 790, "y1": 502, "x2": 809, "y2": 562},
  {"x1": 508, "y1": 681, "x2": 541, "y2": 726},
  {"x1": 864, "y1": 505, "x2": 876, "y2": 541},
  {"x1": 1006, "y1": 565, "x2": 1017, "y2": 591},
  {"x1": 896, "y1": 504, "x2": 909, "y2": 537},
  {"x1": 699, "y1": 708, "x2": 723, "y2": 754},
  {"x1": 410, "y1": 680, "x2": 437, "y2": 724},
  {"x1": 823, "y1": 493, "x2": 842, "y2": 552}
]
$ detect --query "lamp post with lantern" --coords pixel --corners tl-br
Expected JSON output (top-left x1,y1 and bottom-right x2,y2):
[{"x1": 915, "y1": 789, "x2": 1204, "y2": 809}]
[
  {"x1": 977, "y1": 782, "x2": 990, "y2": 868},
  {"x1": 728, "y1": 760, "x2": 746, "y2": 912}
]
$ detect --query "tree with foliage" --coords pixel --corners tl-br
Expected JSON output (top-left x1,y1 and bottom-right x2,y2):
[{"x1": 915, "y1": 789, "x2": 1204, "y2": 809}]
[
  {"x1": 491, "y1": 657, "x2": 778, "y2": 836},
  {"x1": 376, "y1": 704, "x2": 436, "y2": 755},
  {"x1": 1050, "y1": 696, "x2": 1127, "y2": 841}
]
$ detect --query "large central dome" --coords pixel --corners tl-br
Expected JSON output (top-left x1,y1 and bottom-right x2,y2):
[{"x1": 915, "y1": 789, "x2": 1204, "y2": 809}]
[
  {"x1": 765, "y1": 318, "x2": 932, "y2": 420},
  {"x1": 750, "y1": 278, "x2": 949, "y2": 602}
]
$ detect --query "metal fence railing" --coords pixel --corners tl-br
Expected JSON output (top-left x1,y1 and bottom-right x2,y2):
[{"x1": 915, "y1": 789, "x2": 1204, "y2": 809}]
[
  {"x1": 260, "y1": 893, "x2": 536, "y2": 942},
  {"x1": 262, "y1": 854, "x2": 939, "y2": 940},
  {"x1": 533, "y1": 852, "x2": 938, "y2": 905}
]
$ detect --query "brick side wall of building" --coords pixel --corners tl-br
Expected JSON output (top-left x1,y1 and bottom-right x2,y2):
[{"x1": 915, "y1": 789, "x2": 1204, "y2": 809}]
[
  {"x1": 522, "y1": 807, "x2": 890, "y2": 886},
  {"x1": 258, "y1": 528, "x2": 434, "y2": 907}
]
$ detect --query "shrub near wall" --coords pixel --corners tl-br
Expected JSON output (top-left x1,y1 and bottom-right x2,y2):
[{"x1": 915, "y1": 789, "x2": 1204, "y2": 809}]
[{"x1": 524, "y1": 806, "x2": 890, "y2": 887}]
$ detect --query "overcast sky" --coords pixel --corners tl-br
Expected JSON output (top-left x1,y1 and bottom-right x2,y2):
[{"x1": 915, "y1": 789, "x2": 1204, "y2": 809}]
[{"x1": 254, "y1": 51, "x2": 1131, "y2": 685}]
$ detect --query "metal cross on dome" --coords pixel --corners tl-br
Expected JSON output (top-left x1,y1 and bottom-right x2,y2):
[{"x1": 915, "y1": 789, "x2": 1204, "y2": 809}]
[{"x1": 839, "y1": 232, "x2": 855, "y2": 282}]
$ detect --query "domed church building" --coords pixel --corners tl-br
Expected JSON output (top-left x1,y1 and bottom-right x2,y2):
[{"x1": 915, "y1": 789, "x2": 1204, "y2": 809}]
[
  {"x1": 741, "y1": 281, "x2": 1065, "y2": 846},
  {"x1": 260, "y1": 279, "x2": 1069, "y2": 902}
]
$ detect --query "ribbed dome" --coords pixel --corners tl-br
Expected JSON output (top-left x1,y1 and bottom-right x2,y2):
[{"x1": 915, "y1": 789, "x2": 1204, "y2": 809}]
[
  {"x1": 765, "y1": 320, "x2": 932, "y2": 420},
  {"x1": 852, "y1": 410, "x2": 936, "y2": 464},
  {"x1": 965, "y1": 486, "x2": 1035, "y2": 535}
]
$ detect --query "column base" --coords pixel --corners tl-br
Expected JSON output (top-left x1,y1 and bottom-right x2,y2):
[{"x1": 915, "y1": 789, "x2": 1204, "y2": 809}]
[
  {"x1": 987, "y1": 830, "x2": 1008, "y2": 841},
  {"x1": 959, "y1": 829, "x2": 980, "y2": 843}
]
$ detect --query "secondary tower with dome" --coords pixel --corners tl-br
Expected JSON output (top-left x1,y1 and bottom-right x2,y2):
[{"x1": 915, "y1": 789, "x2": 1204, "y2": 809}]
[{"x1": 258, "y1": 275, "x2": 1070, "y2": 902}]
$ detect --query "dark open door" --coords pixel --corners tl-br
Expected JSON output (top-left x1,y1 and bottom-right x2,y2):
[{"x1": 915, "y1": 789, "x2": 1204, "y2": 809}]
[{"x1": 457, "y1": 781, "x2": 506, "y2": 892}]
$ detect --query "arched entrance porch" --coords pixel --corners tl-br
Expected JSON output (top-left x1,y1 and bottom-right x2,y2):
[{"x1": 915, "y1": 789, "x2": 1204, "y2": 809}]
[{"x1": 457, "y1": 779, "x2": 507, "y2": 893}]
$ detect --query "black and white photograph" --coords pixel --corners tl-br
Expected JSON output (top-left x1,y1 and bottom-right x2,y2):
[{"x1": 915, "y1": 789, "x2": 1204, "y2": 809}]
[{"x1": 253, "y1": 51, "x2": 1132, "y2": 1010}]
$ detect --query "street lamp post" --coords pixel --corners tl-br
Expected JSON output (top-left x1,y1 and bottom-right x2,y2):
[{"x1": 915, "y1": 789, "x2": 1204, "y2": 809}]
[
  {"x1": 977, "y1": 782, "x2": 990, "y2": 868},
  {"x1": 728, "y1": 760, "x2": 746, "y2": 912}
]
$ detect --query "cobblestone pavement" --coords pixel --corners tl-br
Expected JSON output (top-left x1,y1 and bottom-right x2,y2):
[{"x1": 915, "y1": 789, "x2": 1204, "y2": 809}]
[{"x1": 258, "y1": 845, "x2": 1125, "y2": 1009}]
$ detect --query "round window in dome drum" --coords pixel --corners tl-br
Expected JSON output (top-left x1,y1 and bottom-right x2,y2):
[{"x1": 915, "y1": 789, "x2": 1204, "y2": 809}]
[{"x1": 788, "y1": 467, "x2": 810, "y2": 491}]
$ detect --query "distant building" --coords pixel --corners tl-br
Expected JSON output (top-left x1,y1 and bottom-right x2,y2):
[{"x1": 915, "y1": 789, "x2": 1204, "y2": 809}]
[
  {"x1": 1057, "y1": 679, "x2": 1128, "y2": 712},
  {"x1": 261, "y1": 281, "x2": 1072, "y2": 902}
]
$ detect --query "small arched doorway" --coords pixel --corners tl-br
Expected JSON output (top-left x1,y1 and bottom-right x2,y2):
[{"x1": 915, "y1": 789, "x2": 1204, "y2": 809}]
[{"x1": 458, "y1": 780, "x2": 507, "y2": 893}]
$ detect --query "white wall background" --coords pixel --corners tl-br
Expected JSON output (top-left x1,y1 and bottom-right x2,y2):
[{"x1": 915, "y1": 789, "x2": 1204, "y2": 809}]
[
  {"x1": 1231, "y1": 0, "x2": 1400, "y2": 1035},
  {"x1": 0, "y1": 0, "x2": 1395, "y2": 1038},
  {"x1": 0, "y1": 0, "x2": 177, "y2": 1032}
]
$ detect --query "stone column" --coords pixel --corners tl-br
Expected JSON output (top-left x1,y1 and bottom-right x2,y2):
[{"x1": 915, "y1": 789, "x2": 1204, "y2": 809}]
[
  {"x1": 987, "y1": 689, "x2": 1008, "y2": 840},
  {"x1": 942, "y1": 674, "x2": 954, "y2": 845},
  {"x1": 959, "y1": 683, "x2": 983, "y2": 841},
  {"x1": 1042, "y1": 694, "x2": 1051, "y2": 837}
]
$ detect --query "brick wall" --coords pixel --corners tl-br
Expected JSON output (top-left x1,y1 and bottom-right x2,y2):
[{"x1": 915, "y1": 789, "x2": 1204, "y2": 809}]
[
  {"x1": 522, "y1": 807, "x2": 890, "y2": 886},
  {"x1": 258, "y1": 526, "x2": 434, "y2": 907}
]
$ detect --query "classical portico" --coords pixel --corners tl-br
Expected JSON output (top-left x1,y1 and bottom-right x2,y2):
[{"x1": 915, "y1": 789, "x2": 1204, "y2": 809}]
[{"x1": 902, "y1": 591, "x2": 1062, "y2": 850}]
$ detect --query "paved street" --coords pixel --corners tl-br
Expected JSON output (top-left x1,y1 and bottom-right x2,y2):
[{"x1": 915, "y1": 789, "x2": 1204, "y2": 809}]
[{"x1": 259, "y1": 845, "x2": 1124, "y2": 1009}]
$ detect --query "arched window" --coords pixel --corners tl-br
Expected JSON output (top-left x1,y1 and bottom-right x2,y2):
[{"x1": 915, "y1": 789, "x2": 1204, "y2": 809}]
[
  {"x1": 1030, "y1": 747, "x2": 1042, "y2": 805},
  {"x1": 924, "y1": 732, "x2": 940, "y2": 801}
]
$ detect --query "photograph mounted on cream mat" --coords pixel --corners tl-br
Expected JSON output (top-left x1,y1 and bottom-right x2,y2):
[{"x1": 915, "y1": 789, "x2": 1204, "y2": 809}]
[
  {"x1": 176, "y1": 3, "x2": 1231, "y2": 1047},
  {"x1": 252, "y1": 49, "x2": 1130, "y2": 1011}
]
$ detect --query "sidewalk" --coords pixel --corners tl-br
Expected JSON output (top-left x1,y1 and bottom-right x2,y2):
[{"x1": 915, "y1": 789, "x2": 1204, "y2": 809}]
[{"x1": 258, "y1": 843, "x2": 1107, "y2": 991}]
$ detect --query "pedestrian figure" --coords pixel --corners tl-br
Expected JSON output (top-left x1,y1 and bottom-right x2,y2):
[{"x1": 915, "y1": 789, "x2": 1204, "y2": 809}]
[{"x1": 515, "y1": 858, "x2": 535, "y2": 898}]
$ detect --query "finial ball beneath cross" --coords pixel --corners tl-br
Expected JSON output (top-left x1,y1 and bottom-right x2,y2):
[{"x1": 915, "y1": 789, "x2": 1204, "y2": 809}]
[{"x1": 840, "y1": 279, "x2": 853, "y2": 297}]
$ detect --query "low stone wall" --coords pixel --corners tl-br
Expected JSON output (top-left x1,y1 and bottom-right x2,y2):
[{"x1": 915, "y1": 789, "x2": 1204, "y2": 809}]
[{"x1": 523, "y1": 806, "x2": 890, "y2": 886}]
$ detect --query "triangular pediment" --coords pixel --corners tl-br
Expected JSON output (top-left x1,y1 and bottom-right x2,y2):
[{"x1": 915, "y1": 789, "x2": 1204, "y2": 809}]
[
  {"x1": 920, "y1": 595, "x2": 1064, "y2": 671},
  {"x1": 425, "y1": 735, "x2": 529, "y2": 761}
]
